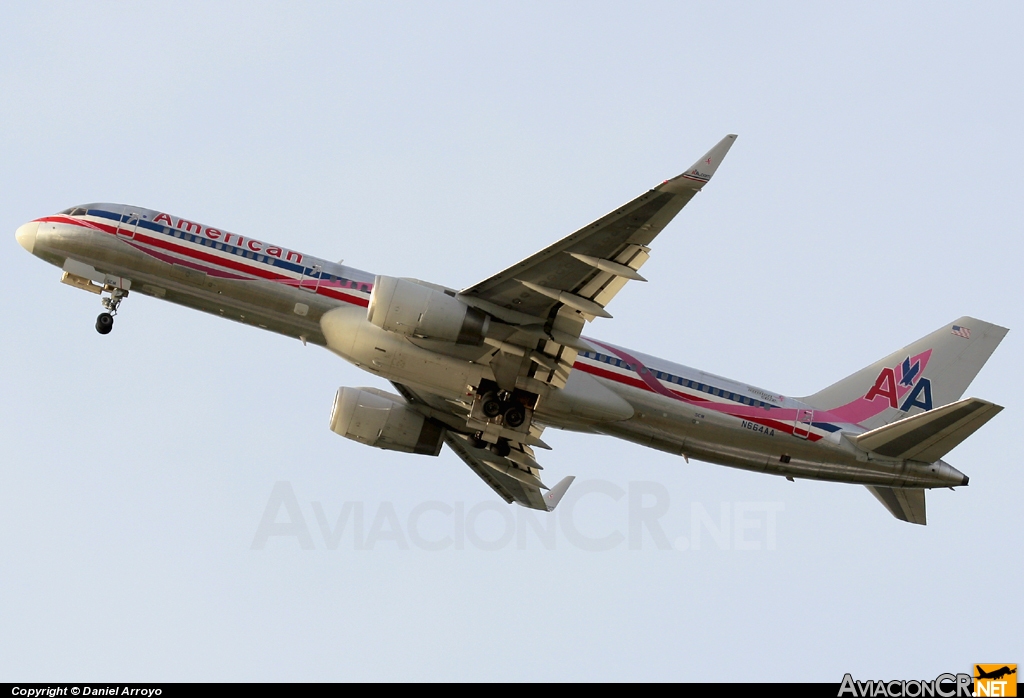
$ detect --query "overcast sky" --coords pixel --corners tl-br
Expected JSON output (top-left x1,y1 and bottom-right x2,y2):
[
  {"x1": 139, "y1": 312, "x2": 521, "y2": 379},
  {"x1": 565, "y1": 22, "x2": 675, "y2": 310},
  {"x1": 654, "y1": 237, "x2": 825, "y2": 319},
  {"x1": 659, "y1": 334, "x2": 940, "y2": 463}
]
[{"x1": 1, "y1": 1, "x2": 1020, "y2": 682}]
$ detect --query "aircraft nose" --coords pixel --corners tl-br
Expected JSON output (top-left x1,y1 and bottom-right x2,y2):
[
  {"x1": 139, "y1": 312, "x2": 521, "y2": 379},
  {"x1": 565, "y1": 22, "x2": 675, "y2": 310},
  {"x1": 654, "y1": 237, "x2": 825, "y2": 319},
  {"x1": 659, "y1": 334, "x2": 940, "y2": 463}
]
[{"x1": 16, "y1": 221, "x2": 39, "y2": 254}]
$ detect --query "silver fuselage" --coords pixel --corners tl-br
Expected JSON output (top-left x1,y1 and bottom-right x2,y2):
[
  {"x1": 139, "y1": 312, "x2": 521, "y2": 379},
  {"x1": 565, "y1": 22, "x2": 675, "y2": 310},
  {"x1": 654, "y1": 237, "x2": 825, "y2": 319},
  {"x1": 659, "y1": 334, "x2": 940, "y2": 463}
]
[{"x1": 16, "y1": 206, "x2": 966, "y2": 490}]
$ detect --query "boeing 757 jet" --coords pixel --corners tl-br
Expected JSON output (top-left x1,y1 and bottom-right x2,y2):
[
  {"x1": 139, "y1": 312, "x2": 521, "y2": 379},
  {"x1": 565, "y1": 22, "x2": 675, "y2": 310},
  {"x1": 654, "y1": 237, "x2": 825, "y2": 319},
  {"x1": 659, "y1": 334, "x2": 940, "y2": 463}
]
[{"x1": 15, "y1": 135, "x2": 1007, "y2": 524}]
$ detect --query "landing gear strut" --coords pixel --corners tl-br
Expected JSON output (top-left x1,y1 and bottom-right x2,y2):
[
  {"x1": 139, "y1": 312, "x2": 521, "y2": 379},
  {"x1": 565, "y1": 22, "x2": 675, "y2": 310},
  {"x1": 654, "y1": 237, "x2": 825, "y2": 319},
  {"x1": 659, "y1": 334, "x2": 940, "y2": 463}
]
[{"x1": 96, "y1": 287, "x2": 128, "y2": 335}]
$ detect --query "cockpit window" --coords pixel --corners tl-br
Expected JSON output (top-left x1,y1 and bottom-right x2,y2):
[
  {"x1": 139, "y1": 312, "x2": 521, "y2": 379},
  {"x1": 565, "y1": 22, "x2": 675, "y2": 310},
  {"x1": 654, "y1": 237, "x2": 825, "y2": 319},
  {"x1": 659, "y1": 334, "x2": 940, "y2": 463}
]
[{"x1": 59, "y1": 207, "x2": 88, "y2": 216}]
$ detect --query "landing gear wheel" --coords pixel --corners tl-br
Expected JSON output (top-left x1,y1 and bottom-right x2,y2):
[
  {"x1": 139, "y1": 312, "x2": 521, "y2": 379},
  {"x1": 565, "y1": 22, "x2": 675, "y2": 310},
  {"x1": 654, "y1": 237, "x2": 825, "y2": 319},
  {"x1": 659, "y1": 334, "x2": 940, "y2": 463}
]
[
  {"x1": 95, "y1": 312, "x2": 114, "y2": 335},
  {"x1": 481, "y1": 393, "x2": 503, "y2": 419},
  {"x1": 503, "y1": 404, "x2": 526, "y2": 429},
  {"x1": 491, "y1": 440, "x2": 511, "y2": 458}
]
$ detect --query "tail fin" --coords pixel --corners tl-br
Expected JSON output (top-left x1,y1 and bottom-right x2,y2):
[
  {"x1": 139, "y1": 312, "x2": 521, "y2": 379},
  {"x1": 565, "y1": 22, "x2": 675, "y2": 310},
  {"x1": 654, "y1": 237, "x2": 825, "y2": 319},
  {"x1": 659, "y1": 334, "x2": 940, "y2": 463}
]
[{"x1": 800, "y1": 317, "x2": 1007, "y2": 430}]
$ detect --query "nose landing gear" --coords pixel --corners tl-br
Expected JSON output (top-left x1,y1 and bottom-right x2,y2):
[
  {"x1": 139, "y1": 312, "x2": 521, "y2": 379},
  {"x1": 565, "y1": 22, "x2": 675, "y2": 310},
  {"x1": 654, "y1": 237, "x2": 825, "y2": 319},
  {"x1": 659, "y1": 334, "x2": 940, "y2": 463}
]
[
  {"x1": 95, "y1": 287, "x2": 128, "y2": 335},
  {"x1": 57, "y1": 267, "x2": 131, "y2": 335}
]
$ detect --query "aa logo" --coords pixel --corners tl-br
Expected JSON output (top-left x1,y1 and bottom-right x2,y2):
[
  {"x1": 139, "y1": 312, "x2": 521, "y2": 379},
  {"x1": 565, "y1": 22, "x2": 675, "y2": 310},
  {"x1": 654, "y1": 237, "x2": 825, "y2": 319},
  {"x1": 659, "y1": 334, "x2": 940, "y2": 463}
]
[
  {"x1": 864, "y1": 352, "x2": 934, "y2": 413},
  {"x1": 974, "y1": 664, "x2": 1017, "y2": 697}
]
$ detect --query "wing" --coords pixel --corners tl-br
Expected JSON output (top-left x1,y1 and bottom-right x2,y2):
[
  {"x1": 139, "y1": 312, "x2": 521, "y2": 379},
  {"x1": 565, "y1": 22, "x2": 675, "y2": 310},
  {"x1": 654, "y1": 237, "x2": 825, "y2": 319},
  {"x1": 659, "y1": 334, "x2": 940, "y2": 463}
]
[
  {"x1": 391, "y1": 381, "x2": 574, "y2": 511},
  {"x1": 459, "y1": 134, "x2": 737, "y2": 324},
  {"x1": 445, "y1": 432, "x2": 574, "y2": 512},
  {"x1": 458, "y1": 134, "x2": 737, "y2": 389}
]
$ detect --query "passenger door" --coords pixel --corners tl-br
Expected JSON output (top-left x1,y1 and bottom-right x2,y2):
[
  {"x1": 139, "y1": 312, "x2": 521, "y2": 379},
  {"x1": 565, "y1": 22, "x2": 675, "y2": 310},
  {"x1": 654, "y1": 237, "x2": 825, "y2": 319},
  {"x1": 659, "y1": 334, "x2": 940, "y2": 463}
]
[
  {"x1": 115, "y1": 207, "x2": 143, "y2": 240},
  {"x1": 300, "y1": 263, "x2": 322, "y2": 293},
  {"x1": 793, "y1": 409, "x2": 814, "y2": 439}
]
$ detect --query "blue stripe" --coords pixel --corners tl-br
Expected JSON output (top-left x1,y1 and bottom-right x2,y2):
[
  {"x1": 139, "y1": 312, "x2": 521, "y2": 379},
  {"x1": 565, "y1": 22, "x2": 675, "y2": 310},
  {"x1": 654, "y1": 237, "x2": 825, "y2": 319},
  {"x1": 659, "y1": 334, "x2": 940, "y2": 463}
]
[
  {"x1": 580, "y1": 350, "x2": 775, "y2": 410},
  {"x1": 88, "y1": 207, "x2": 314, "y2": 277}
]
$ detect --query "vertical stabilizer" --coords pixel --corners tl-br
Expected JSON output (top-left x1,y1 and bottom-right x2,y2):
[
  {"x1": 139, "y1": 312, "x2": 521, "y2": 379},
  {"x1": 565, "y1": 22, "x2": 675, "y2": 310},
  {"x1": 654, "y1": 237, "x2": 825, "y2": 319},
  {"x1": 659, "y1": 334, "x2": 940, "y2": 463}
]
[{"x1": 800, "y1": 317, "x2": 1007, "y2": 431}]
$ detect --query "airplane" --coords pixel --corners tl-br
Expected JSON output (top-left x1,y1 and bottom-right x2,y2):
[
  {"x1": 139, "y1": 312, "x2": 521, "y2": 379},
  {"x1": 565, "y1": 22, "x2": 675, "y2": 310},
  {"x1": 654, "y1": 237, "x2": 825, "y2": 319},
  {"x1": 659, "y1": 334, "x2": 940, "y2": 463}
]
[
  {"x1": 14, "y1": 134, "x2": 1008, "y2": 525},
  {"x1": 975, "y1": 666, "x2": 1016, "y2": 681}
]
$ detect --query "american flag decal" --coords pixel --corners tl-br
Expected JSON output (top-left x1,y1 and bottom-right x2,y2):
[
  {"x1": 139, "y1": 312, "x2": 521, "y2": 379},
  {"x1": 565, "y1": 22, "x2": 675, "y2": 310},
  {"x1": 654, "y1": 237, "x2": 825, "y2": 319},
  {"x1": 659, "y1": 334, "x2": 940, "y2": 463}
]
[{"x1": 951, "y1": 325, "x2": 971, "y2": 339}]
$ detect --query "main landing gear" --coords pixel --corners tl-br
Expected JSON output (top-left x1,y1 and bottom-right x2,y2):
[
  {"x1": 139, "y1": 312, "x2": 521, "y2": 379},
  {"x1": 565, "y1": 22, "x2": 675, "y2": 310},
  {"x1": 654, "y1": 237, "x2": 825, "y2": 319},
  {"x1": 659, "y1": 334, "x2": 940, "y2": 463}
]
[
  {"x1": 479, "y1": 390, "x2": 527, "y2": 429},
  {"x1": 95, "y1": 287, "x2": 128, "y2": 335}
]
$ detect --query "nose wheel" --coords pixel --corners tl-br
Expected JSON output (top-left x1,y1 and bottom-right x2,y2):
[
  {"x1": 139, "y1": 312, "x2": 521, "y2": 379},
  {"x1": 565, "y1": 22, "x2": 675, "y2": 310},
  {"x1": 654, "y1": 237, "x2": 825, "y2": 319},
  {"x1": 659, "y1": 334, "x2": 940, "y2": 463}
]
[{"x1": 95, "y1": 312, "x2": 114, "y2": 334}]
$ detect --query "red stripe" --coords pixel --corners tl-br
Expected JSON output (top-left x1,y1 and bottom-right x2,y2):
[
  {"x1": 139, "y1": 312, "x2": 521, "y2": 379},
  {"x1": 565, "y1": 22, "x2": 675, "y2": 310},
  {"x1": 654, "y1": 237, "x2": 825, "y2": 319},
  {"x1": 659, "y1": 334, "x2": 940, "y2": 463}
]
[
  {"x1": 576, "y1": 363, "x2": 711, "y2": 403},
  {"x1": 574, "y1": 361, "x2": 820, "y2": 441},
  {"x1": 45, "y1": 215, "x2": 370, "y2": 307}
]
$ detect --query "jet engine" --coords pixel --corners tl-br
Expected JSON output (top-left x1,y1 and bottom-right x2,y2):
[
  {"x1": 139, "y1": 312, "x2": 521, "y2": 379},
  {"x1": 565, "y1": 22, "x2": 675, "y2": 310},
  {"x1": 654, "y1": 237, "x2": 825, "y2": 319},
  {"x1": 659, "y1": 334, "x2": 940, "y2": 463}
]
[
  {"x1": 329, "y1": 387, "x2": 445, "y2": 456},
  {"x1": 367, "y1": 275, "x2": 489, "y2": 345}
]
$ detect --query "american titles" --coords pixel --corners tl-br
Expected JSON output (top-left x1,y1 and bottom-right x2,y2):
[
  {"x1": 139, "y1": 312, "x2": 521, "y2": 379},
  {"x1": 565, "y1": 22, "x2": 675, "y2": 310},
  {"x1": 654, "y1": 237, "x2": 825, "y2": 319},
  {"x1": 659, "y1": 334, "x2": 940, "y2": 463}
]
[{"x1": 152, "y1": 212, "x2": 303, "y2": 265}]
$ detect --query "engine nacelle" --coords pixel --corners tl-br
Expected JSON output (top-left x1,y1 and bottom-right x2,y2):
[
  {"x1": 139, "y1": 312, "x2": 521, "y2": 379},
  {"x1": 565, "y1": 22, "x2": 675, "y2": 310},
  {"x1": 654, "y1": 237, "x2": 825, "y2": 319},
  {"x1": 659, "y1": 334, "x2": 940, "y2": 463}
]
[
  {"x1": 367, "y1": 275, "x2": 489, "y2": 345},
  {"x1": 329, "y1": 387, "x2": 445, "y2": 456}
]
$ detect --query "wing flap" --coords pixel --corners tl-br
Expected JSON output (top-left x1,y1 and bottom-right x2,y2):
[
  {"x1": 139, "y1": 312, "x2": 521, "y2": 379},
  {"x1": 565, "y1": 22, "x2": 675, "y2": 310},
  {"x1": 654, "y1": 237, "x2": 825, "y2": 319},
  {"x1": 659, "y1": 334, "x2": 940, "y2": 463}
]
[
  {"x1": 853, "y1": 397, "x2": 1003, "y2": 462},
  {"x1": 445, "y1": 432, "x2": 572, "y2": 511}
]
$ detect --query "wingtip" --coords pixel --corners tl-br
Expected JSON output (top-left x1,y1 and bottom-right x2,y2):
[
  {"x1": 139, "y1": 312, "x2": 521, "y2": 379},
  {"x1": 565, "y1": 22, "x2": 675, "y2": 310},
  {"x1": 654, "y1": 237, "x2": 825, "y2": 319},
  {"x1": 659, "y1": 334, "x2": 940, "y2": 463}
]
[
  {"x1": 544, "y1": 475, "x2": 575, "y2": 511},
  {"x1": 660, "y1": 134, "x2": 738, "y2": 193}
]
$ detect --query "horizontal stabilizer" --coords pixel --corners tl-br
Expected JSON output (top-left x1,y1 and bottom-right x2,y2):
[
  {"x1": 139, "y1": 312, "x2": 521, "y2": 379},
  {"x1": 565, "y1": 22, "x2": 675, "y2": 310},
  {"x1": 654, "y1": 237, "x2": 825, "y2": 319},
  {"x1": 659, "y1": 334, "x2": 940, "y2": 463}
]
[
  {"x1": 866, "y1": 486, "x2": 927, "y2": 525},
  {"x1": 853, "y1": 397, "x2": 1003, "y2": 462}
]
